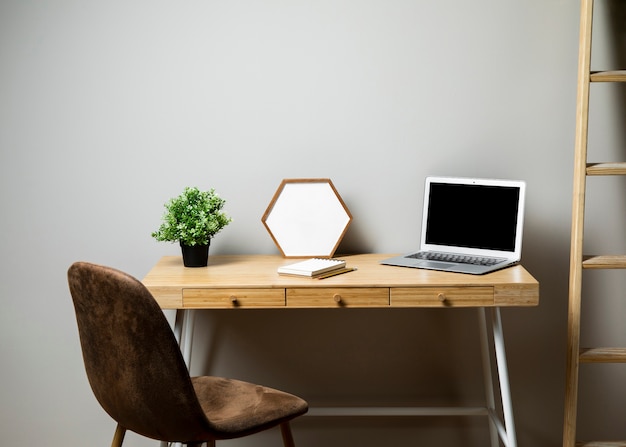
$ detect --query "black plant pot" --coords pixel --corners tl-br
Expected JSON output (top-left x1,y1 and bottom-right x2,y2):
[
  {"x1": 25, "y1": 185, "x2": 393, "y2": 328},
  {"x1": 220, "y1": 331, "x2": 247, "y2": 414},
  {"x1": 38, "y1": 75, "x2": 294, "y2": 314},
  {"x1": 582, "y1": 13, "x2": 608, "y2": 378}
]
[{"x1": 180, "y1": 241, "x2": 210, "y2": 267}]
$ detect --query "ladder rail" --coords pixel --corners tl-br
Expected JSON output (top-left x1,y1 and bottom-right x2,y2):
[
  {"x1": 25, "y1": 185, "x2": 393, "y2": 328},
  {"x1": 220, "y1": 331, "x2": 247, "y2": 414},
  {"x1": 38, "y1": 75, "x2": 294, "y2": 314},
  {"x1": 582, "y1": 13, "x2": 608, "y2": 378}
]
[
  {"x1": 564, "y1": 0, "x2": 595, "y2": 446},
  {"x1": 564, "y1": 0, "x2": 626, "y2": 446}
]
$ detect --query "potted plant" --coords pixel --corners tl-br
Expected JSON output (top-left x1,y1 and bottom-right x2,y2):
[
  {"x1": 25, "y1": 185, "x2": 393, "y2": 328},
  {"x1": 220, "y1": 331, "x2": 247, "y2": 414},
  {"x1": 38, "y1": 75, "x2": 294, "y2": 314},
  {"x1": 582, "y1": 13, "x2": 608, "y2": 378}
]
[{"x1": 152, "y1": 186, "x2": 232, "y2": 267}]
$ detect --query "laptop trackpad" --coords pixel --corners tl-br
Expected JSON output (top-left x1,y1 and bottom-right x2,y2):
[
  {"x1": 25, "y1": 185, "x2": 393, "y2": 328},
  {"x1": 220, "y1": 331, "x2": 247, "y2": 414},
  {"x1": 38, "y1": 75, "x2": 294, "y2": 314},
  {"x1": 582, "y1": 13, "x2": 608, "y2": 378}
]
[{"x1": 415, "y1": 260, "x2": 456, "y2": 270}]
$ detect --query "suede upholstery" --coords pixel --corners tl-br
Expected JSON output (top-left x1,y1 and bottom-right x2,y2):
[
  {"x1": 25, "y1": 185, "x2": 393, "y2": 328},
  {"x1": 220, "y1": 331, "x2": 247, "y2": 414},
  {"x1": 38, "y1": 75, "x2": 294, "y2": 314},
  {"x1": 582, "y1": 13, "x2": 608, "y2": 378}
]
[{"x1": 68, "y1": 261, "x2": 308, "y2": 445}]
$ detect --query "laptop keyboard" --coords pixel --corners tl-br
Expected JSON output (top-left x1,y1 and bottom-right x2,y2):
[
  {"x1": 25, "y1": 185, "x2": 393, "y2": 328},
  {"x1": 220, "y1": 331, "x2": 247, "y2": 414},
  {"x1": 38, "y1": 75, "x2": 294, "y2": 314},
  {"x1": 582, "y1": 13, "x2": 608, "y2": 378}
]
[{"x1": 408, "y1": 252, "x2": 502, "y2": 266}]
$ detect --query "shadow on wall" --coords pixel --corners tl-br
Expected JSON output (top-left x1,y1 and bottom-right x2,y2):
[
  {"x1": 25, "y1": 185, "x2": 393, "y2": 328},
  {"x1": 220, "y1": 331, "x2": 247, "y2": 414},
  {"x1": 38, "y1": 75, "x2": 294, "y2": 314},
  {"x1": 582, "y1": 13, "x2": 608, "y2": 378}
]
[
  {"x1": 608, "y1": 0, "x2": 626, "y2": 149},
  {"x1": 190, "y1": 306, "x2": 493, "y2": 445},
  {"x1": 609, "y1": 0, "x2": 626, "y2": 226},
  {"x1": 502, "y1": 213, "x2": 571, "y2": 446}
]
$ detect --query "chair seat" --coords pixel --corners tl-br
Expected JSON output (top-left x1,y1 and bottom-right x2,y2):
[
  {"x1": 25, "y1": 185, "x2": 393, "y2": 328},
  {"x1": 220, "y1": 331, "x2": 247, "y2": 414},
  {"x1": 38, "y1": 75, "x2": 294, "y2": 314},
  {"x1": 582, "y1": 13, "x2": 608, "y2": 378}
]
[{"x1": 192, "y1": 376, "x2": 308, "y2": 438}]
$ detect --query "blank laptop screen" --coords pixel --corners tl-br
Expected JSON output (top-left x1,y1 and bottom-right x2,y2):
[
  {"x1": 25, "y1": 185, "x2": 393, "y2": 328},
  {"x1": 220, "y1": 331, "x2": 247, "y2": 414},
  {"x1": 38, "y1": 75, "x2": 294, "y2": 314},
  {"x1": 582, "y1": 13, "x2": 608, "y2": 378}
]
[{"x1": 425, "y1": 182, "x2": 520, "y2": 252}]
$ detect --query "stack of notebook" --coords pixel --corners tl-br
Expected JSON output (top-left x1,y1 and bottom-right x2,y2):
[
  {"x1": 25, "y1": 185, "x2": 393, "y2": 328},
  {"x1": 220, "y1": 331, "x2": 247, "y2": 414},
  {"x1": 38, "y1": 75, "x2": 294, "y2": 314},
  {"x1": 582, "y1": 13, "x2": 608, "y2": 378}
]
[{"x1": 277, "y1": 258, "x2": 353, "y2": 279}]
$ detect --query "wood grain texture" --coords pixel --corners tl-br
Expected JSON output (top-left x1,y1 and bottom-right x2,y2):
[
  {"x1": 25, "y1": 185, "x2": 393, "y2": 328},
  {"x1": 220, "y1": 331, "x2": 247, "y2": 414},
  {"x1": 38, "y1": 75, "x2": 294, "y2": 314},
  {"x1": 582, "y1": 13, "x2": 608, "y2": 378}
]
[{"x1": 143, "y1": 254, "x2": 538, "y2": 310}]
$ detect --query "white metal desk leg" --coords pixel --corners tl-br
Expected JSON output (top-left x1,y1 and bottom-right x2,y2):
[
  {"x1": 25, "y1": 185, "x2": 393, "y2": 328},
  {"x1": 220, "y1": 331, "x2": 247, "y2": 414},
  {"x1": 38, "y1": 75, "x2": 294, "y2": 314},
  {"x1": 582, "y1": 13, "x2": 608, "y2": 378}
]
[
  {"x1": 171, "y1": 309, "x2": 195, "y2": 367},
  {"x1": 179, "y1": 309, "x2": 196, "y2": 369},
  {"x1": 172, "y1": 309, "x2": 185, "y2": 345},
  {"x1": 161, "y1": 310, "x2": 196, "y2": 447},
  {"x1": 478, "y1": 308, "x2": 500, "y2": 447},
  {"x1": 491, "y1": 307, "x2": 517, "y2": 447}
]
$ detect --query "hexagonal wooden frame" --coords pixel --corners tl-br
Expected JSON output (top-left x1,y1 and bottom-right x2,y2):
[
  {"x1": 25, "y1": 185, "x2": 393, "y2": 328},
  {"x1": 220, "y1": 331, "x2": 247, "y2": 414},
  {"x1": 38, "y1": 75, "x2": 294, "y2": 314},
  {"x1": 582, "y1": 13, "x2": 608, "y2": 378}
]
[{"x1": 262, "y1": 178, "x2": 352, "y2": 258}]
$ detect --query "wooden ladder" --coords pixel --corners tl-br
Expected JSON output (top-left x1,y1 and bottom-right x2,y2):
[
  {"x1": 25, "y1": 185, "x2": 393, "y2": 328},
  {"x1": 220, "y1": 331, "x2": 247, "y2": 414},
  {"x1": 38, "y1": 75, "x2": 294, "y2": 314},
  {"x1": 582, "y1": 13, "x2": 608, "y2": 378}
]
[{"x1": 563, "y1": 0, "x2": 626, "y2": 446}]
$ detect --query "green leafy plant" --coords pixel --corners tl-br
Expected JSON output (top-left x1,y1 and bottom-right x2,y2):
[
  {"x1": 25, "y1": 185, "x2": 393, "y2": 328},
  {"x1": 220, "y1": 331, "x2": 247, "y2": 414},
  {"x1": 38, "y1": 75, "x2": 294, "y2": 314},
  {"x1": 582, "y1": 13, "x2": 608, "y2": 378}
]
[{"x1": 152, "y1": 186, "x2": 232, "y2": 246}]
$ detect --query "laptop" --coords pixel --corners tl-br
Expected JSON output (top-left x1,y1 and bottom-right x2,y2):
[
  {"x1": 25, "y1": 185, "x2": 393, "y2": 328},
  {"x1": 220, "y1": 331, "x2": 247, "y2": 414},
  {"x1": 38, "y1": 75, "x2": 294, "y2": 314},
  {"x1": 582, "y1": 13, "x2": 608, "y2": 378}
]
[{"x1": 380, "y1": 176, "x2": 526, "y2": 275}]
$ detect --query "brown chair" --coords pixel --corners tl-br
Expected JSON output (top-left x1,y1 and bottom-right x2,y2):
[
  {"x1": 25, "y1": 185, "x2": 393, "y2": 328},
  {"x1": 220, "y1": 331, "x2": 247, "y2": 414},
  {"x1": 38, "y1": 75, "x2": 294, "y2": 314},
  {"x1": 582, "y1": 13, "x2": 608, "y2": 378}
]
[{"x1": 68, "y1": 261, "x2": 308, "y2": 447}]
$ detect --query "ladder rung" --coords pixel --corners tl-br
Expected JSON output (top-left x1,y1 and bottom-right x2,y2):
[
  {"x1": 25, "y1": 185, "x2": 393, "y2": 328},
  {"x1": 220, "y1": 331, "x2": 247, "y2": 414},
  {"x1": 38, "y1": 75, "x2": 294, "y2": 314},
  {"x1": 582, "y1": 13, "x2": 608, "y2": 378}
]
[
  {"x1": 582, "y1": 255, "x2": 626, "y2": 269},
  {"x1": 590, "y1": 70, "x2": 626, "y2": 82},
  {"x1": 580, "y1": 348, "x2": 626, "y2": 363},
  {"x1": 576, "y1": 442, "x2": 626, "y2": 447},
  {"x1": 587, "y1": 162, "x2": 626, "y2": 175}
]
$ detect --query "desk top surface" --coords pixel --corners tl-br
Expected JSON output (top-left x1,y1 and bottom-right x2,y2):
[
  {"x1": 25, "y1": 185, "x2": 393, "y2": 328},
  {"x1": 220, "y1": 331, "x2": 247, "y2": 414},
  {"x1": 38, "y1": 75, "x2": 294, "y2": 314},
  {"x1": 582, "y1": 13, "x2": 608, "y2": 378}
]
[{"x1": 143, "y1": 254, "x2": 539, "y2": 309}]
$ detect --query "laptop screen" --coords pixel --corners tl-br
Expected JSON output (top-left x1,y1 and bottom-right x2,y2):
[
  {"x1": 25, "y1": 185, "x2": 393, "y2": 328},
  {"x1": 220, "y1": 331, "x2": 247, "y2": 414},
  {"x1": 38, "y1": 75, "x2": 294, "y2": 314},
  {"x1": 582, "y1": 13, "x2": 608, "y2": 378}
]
[{"x1": 425, "y1": 181, "x2": 521, "y2": 252}]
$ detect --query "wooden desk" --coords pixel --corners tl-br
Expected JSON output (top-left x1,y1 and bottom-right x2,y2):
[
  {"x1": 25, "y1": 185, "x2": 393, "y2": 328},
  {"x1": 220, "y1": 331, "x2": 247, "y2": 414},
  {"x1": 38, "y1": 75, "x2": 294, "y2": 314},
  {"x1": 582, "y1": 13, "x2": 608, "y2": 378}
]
[{"x1": 143, "y1": 253, "x2": 539, "y2": 447}]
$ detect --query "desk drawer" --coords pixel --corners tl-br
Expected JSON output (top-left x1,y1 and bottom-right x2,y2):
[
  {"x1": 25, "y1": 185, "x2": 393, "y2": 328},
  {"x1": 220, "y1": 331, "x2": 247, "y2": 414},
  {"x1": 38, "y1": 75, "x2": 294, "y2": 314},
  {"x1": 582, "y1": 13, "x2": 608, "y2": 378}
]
[
  {"x1": 183, "y1": 288, "x2": 285, "y2": 308},
  {"x1": 287, "y1": 288, "x2": 389, "y2": 307},
  {"x1": 391, "y1": 287, "x2": 494, "y2": 307}
]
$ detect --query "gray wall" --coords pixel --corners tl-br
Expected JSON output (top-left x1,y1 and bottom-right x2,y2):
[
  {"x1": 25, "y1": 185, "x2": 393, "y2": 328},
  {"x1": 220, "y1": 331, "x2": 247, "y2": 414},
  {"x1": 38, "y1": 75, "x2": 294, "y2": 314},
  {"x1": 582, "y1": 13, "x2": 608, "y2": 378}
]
[{"x1": 1, "y1": 1, "x2": 624, "y2": 446}]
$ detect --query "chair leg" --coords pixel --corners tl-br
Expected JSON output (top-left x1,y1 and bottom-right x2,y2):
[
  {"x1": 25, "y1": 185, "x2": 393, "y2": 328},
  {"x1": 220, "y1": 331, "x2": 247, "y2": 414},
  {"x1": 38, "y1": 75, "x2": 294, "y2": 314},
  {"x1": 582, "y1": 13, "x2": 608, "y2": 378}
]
[
  {"x1": 280, "y1": 422, "x2": 296, "y2": 447},
  {"x1": 110, "y1": 424, "x2": 126, "y2": 447}
]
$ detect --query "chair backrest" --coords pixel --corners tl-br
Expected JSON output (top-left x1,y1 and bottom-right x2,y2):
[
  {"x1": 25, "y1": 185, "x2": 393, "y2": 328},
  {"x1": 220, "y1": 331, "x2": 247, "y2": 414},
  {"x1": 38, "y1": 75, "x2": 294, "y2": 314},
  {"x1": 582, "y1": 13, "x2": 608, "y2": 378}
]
[{"x1": 68, "y1": 262, "x2": 214, "y2": 443}]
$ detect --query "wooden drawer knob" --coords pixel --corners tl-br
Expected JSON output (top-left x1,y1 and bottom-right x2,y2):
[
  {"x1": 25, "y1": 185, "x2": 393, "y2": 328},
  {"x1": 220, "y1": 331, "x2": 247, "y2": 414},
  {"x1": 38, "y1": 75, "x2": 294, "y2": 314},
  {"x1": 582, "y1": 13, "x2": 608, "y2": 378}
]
[
  {"x1": 333, "y1": 294, "x2": 342, "y2": 303},
  {"x1": 438, "y1": 293, "x2": 447, "y2": 303},
  {"x1": 230, "y1": 295, "x2": 238, "y2": 304}
]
